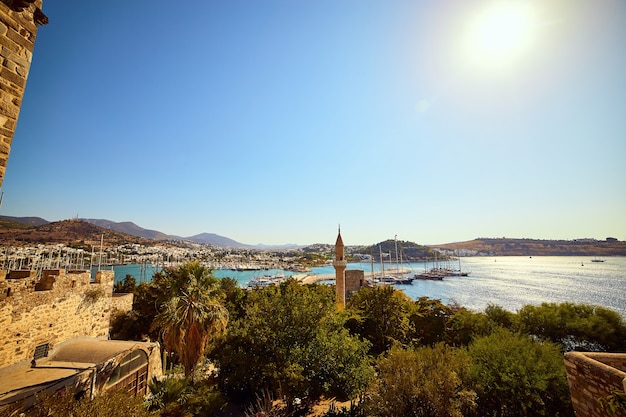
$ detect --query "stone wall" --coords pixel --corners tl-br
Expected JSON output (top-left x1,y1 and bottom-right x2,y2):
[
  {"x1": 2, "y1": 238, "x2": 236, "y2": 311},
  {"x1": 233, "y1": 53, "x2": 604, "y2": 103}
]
[
  {"x1": 345, "y1": 269, "x2": 365, "y2": 297},
  {"x1": 564, "y1": 352, "x2": 626, "y2": 417},
  {"x1": 0, "y1": 269, "x2": 114, "y2": 368},
  {"x1": 111, "y1": 292, "x2": 134, "y2": 314},
  {"x1": 0, "y1": 0, "x2": 47, "y2": 186}
]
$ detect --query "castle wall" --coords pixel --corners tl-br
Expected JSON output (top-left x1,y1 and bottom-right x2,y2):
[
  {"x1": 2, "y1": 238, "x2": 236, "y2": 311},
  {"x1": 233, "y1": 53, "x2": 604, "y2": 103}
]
[
  {"x1": 0, "y1": 0, "x2": 47, "y2": 186},
  {"x1": 0, "y1": 269, "x2": 114, "y2": 368},
  {"x1": 564, "y1": 352, "x2": 626, "y2": 417},
  {"x1": 111, "y1": 292, "x2": 134, "y2": 313}
]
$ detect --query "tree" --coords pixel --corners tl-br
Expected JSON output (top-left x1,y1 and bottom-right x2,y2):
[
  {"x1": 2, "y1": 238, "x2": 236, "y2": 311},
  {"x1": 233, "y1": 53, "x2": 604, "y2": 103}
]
[
  {"x1": 209, "y1": 280, "x2": 373, "y2": 407},
  {"x1": 409, "y1": 297, "x2": 454, "y2": 346},
  {"x1": 365, "y1": 344, "x2": 475, "y2": 417},
  {"x1": 516, "y1": 302, "x2": 626, "y2": 352},
  {"x1": 152, "y1": 262, "x2": 228, "y2": 378},
  {"x1": 346, "y1": 286, "x2": 413, "y2": 354},
  {"x1": 218, "y1": 276, "x2": 247, "y2": 321},
  {"x1": 445, "y1": 308, "x2": 493, "y2": 347},
  {"x1": 113, "y1": 274, "x2": 137, "y2": 293},
  {"x1": 467, "y1": 329, "x2": 573, "y2": 417},
  {"x1": 484, "y1": 304, "x2": 516, "y2": 329}
]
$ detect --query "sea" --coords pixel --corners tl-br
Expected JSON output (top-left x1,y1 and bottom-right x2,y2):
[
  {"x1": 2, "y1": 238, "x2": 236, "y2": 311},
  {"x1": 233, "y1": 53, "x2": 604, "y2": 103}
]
[{"x1": 102, "y1": 256, "x2": 626, "y2": 318}]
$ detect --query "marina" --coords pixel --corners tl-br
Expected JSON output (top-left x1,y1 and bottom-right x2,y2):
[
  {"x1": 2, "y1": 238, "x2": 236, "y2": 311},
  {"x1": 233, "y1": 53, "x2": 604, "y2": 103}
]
[{"x1": 107, "y1": 256, "x2": 626, "y2": 318}]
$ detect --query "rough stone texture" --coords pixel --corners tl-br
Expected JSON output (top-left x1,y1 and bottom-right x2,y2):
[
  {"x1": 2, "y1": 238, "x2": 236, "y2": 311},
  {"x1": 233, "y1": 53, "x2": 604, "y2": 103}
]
[
  {"x1": 333, "y1": 230, "x2": 346, "y2": 308},
  {"x1": 564, "y1": 352, "x2": 626, "y2": 417},
  {"x1": 0, "y1": 269, "x2": 115, "y2": 368},
  {"x1": 0, "y1": 0, "x2": 46, "y2": 186},
  {"x1": 110, "y1": 292, "x2": 133, "y2": 314},
  {"x1": 345, "y1": 269, "x2": 365, "y2": 297}
]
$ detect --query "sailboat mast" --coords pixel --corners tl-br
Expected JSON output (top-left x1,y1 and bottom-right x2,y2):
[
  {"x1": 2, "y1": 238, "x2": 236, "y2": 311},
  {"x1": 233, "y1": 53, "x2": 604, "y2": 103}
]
[{"x1": 394, "y1": 235, "x2": 399, "y2": 270}]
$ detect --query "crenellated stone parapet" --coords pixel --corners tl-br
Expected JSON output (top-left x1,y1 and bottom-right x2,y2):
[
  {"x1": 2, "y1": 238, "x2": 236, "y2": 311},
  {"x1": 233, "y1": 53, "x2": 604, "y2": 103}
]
[
  {"x1": 564, "y1": 352, "x2": 626, "y2": 417},
  {"x1": 0, "y1": 269, "x2": 115, "y2": 368}
]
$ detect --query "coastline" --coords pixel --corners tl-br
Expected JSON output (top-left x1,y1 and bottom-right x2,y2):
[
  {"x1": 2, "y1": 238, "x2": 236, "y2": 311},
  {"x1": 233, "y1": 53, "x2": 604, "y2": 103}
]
[{"x1": 298, "y1": 268, "x2": 411, "y2": 285}]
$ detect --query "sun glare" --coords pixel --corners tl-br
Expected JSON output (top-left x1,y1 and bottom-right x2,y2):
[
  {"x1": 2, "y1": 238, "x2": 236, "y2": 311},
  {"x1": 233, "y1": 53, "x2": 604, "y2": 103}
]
[{"x1": 464, "y1": 1, "x2": 537, "y2": 69}]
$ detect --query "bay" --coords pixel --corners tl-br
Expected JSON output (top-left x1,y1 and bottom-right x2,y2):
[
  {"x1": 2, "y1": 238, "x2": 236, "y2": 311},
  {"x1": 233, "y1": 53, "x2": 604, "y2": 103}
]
[{"x1": 103, "y1": 256, "x2": 626, "y2": 317}]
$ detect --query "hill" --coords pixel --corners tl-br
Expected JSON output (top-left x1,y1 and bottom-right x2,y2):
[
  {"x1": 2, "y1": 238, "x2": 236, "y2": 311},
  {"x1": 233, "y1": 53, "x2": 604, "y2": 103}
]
[
  {"x1": 185, "y1": 232, "x2": 250, "y2": 248},
  {"x1": 432, "y1": 238, "x2": 626, "y2": 256},
  {"x1": 357, "y1": 239, "x2": 438, "y2": 261},
  {"x1": 0, "y1": 219, "x2": 158, "y2": 248},
  {"x1": 81, "y1": 219, "x2": 250, "y2": 248},
  {"x1": 0, "y1": 215, "x2": 49, "y2": 229},
  {"x1": 81, "y1": 218, "x2": 171, "y2": 240}
]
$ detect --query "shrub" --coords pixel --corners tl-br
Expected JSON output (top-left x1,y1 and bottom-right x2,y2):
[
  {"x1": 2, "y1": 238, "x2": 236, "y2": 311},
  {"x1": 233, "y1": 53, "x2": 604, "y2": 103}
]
[
  {"x1": 365, "y1": 344, "x2": 475, "y2": 417},
  {"x1": 467, "y1": 329, "x2": 573, "y2": 417}
]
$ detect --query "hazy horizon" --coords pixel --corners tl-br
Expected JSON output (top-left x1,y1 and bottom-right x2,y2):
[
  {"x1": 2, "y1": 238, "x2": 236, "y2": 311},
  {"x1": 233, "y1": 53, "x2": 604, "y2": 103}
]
[{"x1": 2, "y1": 0, "x2": 625, "y2": 246}]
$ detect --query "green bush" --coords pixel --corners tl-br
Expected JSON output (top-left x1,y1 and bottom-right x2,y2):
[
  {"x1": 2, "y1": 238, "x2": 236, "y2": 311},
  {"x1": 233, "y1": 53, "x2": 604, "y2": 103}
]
[
  {"x1": 147, "y1": 375, "x2": 227, "y2": 417},
  {"x1": 467, "y1": 329, "x2": 573, "y2": 417},
  {"x1": 516, "y1": 302, "x2": 626, "y2": 352},
  {"x1": 365, "y1": 344, "x2": 475, "y2": 417}
]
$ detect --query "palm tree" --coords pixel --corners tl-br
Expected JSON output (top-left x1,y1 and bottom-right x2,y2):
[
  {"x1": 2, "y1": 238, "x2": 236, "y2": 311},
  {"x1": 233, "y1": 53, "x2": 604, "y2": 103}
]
[{"x1": 153, "y1": 263, "x2": 229, "y2": 378}]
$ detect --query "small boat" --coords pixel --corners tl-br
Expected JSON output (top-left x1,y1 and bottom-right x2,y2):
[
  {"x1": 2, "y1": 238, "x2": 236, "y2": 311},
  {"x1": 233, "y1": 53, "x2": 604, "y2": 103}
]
[
  {"x1": 591, "y1": 258, "x2": 605, "y2": 263},
  {"x1": 378, "y1": 275, "x2": 414, "y2": 285},
  {"x1": 247, "y1": 273, "x2": 287, "y2": 289},
  {"x1": 392, "y1": 276, "x2": 415, "y2": 285},
  {"x1": 414, "y1": 267, "x2": 469, "y2": 280},
  {"x1": 414, "y1": 270, "x2": 445, "y2": 280}
]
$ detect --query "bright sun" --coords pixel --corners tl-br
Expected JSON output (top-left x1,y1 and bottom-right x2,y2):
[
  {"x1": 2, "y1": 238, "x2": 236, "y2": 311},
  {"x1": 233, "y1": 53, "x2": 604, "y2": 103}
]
[{"x1": 464, "y1": 1, "x2": 537, "y2": 69}]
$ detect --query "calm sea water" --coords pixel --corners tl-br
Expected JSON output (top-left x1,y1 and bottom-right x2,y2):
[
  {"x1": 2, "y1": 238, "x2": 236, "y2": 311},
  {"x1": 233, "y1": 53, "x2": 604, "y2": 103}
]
[{"x1": 105, "y1": 256, "x2": 626, "y2": 317}]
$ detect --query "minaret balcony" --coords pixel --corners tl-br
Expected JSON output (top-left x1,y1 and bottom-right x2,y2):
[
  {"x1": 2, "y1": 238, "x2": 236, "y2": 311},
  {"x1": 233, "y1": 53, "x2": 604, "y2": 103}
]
[{"x1": 333, "y1": 260, "x2": 347, "y2": 268}]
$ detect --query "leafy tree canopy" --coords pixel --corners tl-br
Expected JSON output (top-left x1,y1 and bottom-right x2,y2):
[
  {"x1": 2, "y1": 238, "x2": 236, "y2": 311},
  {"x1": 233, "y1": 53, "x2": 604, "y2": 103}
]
[
  {"x1": 467, "y1": 329, "x2": 573, "y2": 417},
  {"x1": 209, "y1": 279, "x2": 373, "y2": 407},
  {"x1": 346, "y1": 286, "x2": 413, "y2": 355},
  {"x1": 516, "y1": 302, "x2": 626, "y2": 352}
]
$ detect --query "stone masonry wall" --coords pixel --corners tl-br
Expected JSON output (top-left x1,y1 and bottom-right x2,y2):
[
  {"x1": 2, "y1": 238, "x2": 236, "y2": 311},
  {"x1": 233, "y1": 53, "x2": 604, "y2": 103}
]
[
  {"x1": 0, "y1": 0, "x2": 47, "y2": 186},
  {"x1": 110, "y1": 292, "x2": 133, "y2": 313},
  {"x1": 564, "y1": 352, "x2": 626, "y2": 417},
  {"x1": 0, "y1": 269, "x2": 114, "y2": 368},
  {"x1": 345, "y1": 269, "x2": 364, "y2": 297}
]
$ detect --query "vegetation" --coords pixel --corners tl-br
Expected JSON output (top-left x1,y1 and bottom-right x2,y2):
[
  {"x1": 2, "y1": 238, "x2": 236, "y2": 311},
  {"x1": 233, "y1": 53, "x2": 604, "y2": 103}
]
[
  {"x1": 365, "y1": 344, "x2": 475, "y2": 417},
  {"x1": 104, "y1": 264, "x2": 626, "y2": 417},
  {"x1": 0, "y1": 219, "x2": 156, "y2": 247},
  {"x1": 516, "y1": 302, "x2": 626, "y2": 351},
  {"x1": 346, "y1": 285, "x2": 413, "y2": 354},
  {"x1": 434, "y1": 237, "x2": 626, "y2": 256},
  {"x1": 467, "y1": 329, "x2": 572, "y2": 416},
  {"x1": 152, "y1": 273, "x2": 228, "y2": 377},
  {"x1": 358, "y1": 239, "x2": 437, "y2": 261},
  {"x1": 599, "y1": 390, "x2": 626, "y2": 416},
  {"x1": 209, "y1": 279, "x2": 374, "y2": 407},
  {"x1": 2, "y1": 389, "x2": 154, "y2": 417},
  {"x1": 146, "y1": 373, "x2": 227, "y2": 416}
]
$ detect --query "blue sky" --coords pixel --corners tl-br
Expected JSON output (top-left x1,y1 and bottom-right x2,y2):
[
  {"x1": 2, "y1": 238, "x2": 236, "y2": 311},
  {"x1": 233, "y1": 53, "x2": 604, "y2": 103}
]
[{"x1": 2, "y1": 0, "x2": 625, "y2": 245}]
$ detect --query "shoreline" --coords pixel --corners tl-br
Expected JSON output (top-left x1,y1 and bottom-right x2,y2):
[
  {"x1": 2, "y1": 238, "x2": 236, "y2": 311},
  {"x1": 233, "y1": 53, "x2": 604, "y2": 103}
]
[{"x1": 299, "y1": 269, "x2": 411, "y2": 285}]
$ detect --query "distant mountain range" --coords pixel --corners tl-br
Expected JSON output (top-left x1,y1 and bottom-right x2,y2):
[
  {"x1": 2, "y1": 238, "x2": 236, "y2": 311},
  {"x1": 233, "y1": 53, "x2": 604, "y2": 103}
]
[
  {"x1": 0, "y1": 216, "x2": 623, "y2": 255},
  {"x1": 81, "y1": 219, "x2": 172, "y2": 241},
  {"x1": 0, "y1": 216, "x2": 300, "y2": 249}
]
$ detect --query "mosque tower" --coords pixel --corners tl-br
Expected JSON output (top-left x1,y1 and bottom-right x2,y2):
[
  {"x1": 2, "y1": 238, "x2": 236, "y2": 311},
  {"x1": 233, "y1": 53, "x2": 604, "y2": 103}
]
[{"x1": 333, "y1": 227, "x2": 347, "y2": 308}]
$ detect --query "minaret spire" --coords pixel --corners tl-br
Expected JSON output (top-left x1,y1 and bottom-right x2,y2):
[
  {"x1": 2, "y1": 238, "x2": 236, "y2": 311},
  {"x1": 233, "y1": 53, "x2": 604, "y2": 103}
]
[{"x1": 333, "y1": 227, "x2": 347, "y2": 308}]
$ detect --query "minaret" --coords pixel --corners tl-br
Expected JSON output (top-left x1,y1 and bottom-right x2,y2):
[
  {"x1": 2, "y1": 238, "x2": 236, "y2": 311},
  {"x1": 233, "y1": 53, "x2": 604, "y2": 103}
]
[{"x1": 333, "y1": 227, "x2": 347, "y2": 308}]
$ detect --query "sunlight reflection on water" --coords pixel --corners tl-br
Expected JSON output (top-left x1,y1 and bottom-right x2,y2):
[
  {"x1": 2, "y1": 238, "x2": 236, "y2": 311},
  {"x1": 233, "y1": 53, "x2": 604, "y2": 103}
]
[
  {"x1": 110, "y1": 256, "x2": 626, "y2": 317},
  {"x1": 398, "y1": 256, "x2": 626, "y2": 317}
]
